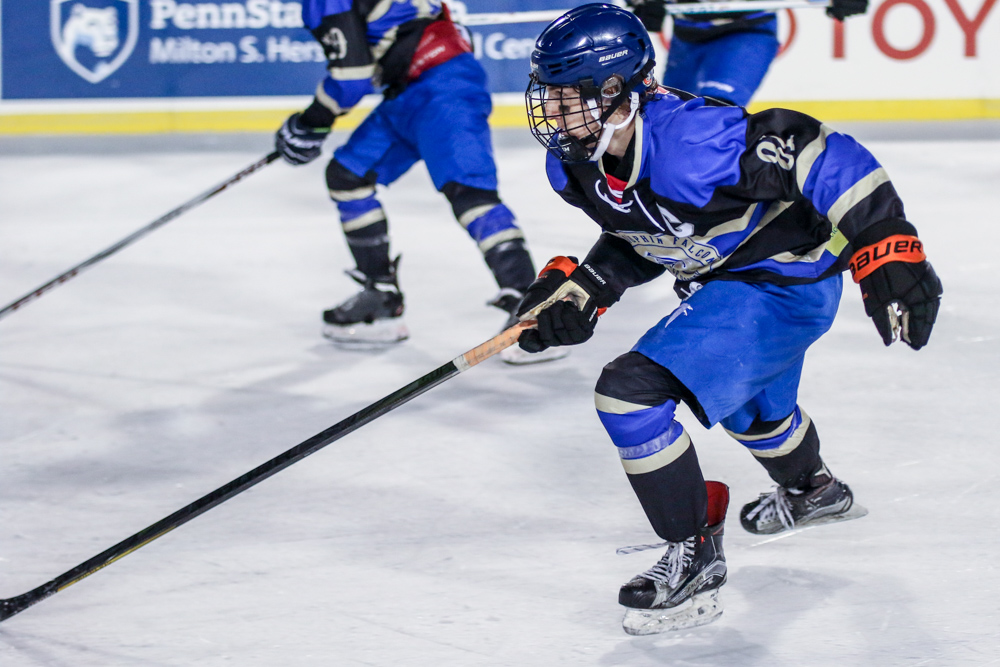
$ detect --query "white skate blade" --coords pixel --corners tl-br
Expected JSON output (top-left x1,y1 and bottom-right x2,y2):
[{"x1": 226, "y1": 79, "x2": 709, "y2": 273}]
[
  {"x1": 748, "y1": 503, "x2": 869, "y2": 540},
  {"x1": 799, "y1": 502, "x2": 869, "y2": 528},
  {"x1": 499, "y1": 345, "x2": 569, "y2": 365},
  {"x1": 322, "y1": 319, "x2": 409, "y2": 349},
  {"x1": 622, "y1": 589, "x2": 723, "y2": 636}
]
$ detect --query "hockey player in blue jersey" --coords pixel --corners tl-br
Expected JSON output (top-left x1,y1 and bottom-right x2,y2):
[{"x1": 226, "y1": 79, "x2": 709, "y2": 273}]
[
  {"x1": 275, "y1": 0, "x2": 562, "y2": 363},
  {"x1": 625, "y1": 0, "x2": 869, "y2": 106},
  {"x1": 519, "y1": 5, "x2": 941, "y2": 634}
]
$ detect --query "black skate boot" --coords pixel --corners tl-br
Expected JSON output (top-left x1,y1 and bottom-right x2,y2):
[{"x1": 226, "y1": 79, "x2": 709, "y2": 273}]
[
  {"x1": 322, "y1": 260, "x2": 408, "y2": 347},
  {"x1": 488, "y1": 288, "x2": 569, "y2": 366},
  {"x1": 740, "y1": 465, "x2": 863, "y2": 535},
  {"x1": 620, "y1": 481, "x2": 729, "y2": 635}
]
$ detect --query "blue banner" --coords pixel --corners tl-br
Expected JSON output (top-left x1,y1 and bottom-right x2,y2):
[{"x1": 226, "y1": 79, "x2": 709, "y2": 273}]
[{"x1": 0, "y1": 0, "x2": 574, "y2": 100}]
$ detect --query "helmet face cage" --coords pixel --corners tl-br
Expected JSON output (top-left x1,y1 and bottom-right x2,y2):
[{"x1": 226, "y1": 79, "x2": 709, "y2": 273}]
[
  {"x1": 526, "y1": 73, "x2": 631, "y2": 163},
  {"x1": 526, "y1": 4, "x2": 656, "y2": 162}
]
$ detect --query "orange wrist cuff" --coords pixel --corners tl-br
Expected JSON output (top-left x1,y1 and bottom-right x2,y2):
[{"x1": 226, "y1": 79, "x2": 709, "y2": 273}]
[
  {"x1": 540, "y1": 256, "x2": 579, "y2": 278},
  {"x1": 849, "y1": 235, "x2": 925, "y2": 283}
]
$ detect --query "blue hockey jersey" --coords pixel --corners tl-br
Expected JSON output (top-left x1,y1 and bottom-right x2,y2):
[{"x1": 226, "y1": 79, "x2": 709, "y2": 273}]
[
  {"x1": 301, "y1": 0, "x2": 445, "y2": 115},
  {"x1": 547, "y1": 88, "x2": 907, "y2": 301}
]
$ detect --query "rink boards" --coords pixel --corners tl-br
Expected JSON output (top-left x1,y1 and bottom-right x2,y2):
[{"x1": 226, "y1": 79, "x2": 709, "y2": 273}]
[{"x1": 0, "y1": 0, "x2": 997, "y2": 133}]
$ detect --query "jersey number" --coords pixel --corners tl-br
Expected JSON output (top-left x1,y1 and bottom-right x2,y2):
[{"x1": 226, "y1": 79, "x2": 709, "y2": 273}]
[
  {"x1": 756, "y1": 136, "x2": 795, "y2": 171},
  {"x1": 321, "y1": 27, "x2": 348, "y2": 60}
]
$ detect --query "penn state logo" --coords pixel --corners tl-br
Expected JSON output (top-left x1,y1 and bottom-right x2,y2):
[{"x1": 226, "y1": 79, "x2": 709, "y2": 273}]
[{"x1": 51, "y1": 0, "x2": 138, "y2": 84}]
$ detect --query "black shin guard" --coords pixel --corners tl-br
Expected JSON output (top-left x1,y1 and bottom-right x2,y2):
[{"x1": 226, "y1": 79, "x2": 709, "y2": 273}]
[
  {"x1": 345, "y1": 222, "x2": 391, "y2": 281},
  {"x1": 442, "y1": 181, "x2": 535, "y2": 292},
  {"x1": 742, "y1": 416, "x2": 823, "y2": 490},
  {"x1": 626, "y1": 445, "x2": 708, "y2": 542},
  {"x1": 327, "y1": 159, "x2": 391, "y2": 280},
  {"x1": 442, "y1": 181, "x2": 501, "y2": 222},
  {"x1": 484, "y1": 240, "x2": 535, "y2": 292},
  {"x1": 597, "y1": 352, "x2": 711, "y2": 542}
]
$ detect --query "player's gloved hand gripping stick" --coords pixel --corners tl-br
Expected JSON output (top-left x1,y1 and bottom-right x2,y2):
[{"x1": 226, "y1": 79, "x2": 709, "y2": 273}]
[
  {"x1": 516, "y1": 256, "x2": 612, "y2": 352},
  {"x1": 0, "y1": 321, "x2": 533, "y2": 622},
  {"x1": 849, "y1": 223, "x2": 942, "y2": 349},
  {"x1": 275, "y1": 112, "x2": 331, "y2": 165}
]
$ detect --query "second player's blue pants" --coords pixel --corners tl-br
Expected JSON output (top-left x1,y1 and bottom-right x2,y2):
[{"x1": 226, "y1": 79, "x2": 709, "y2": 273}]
[{"x1": 663, "y1": 28, "x2": 779, "y2": 107}]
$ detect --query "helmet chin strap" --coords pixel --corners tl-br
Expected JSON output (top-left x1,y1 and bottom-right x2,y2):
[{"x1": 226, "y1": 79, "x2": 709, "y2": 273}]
[{"x1": 588, "y1": 92, "x2": 639, "y2": 162}]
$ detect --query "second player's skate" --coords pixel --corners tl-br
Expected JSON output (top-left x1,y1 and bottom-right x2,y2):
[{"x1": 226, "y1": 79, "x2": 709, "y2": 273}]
[
  {"x1": 322, "y1": 269, "x2": 408, "y2": 347},
  {"x1": 740, "y1": 466, "x2": 866, "y2": 535},
  {"x1": 619, "y1": 482, "x2": 729, "y2": 635}
]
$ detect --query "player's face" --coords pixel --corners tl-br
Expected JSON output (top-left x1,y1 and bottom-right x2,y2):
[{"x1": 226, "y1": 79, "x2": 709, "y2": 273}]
[{"x1": 543, "y1": 86, "x2": 602, "y2": 141}]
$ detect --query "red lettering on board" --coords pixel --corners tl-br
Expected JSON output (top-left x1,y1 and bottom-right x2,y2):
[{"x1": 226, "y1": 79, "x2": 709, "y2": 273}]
[
  {"x1": 942, "y1": 0, "x2": 997, "y2": 57},
  {"x1": 873, "y1": 0, "x2": 936, "y2": 60}
]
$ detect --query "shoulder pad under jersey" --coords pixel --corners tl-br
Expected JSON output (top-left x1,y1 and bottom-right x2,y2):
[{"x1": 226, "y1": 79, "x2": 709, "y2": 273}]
[{"x1": 643, "y1": 96, "x2": 748, "y2": 208}]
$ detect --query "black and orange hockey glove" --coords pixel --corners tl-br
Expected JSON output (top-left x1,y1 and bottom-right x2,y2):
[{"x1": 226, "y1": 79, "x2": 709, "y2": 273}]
[
  {"x1": 849, "y1": 223, "x2": 942, "y2": 350},
  {"x1": 515, "y1": 256, "x2": 610, "y2": 352}
]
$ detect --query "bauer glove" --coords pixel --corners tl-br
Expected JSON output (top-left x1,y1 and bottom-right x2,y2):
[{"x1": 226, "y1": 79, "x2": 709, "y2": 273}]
[
  {"x1": 515, "y1": 256, "x2": 610, "y2": 352},
  {"x1": 275, "y1": 113, "x2": 330, "y2": 166},
  {"x1": 629, "y1": 0, "x2": 667, "y2": 32},
  {"x1": 827, "y1": 0, "x2": 868, "y2": 21},
  {"x1": 849, "y1": 232, "x2": 942, "y2": 350}
]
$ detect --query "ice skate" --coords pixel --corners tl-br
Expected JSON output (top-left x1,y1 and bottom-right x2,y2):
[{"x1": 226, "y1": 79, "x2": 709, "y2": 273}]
[
  {"x1": 620, "y1": 482, "x2": 729, "y2": 635},
  {"x1": 322, "y1": 268, "x2": 408, "y2": 348},
  {"x1": 489, "y1": 289, "x2": 569, "y2": 365},
  {"x1": 740, "y1": 466, "x2": 865, "y2": 535}
]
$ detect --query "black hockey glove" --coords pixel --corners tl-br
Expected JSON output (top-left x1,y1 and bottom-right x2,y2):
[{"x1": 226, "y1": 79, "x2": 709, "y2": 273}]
[
  {"x1": 275, "y1": 113, "x2": 330, "y2": 166},
  {"x1": 515, "y1": 256, "x2": 610, "y2": 352},
  {"x1": 629, "y1": 0, "x2": 667, "y2": 32},
  {"x1": 827, "y1": 0, "x2": 869, "y2": 21},
  {"x1": 849, "y1": 234, "x2": 942, "y2": 350}
]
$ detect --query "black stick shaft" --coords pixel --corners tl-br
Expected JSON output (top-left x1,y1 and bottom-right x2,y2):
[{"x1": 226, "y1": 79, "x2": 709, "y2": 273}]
[
  {"x1": 0, "y1": 323, "x2": 526, "y2": 622},
  {"x1": 0, "y1": 152, "x2": 281, "y2": 322}
]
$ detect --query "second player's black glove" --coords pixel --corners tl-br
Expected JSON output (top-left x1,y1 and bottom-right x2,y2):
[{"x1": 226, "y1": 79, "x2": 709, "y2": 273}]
[
  {"x1": 629, "y1": 0, "x2": 667, "y2": 32},
  {"x1": 827, "y1": 0, "x2": 869, "y2": 21},
  {"x1": 515, "y1": 256, "x2": 611, "y2": 352},
  {"x1": 850, "y1": 234, "x2": 942, "y2": 350},
  {"x1": 275, "y1": 112, "x2": 330, "y2": 165}
]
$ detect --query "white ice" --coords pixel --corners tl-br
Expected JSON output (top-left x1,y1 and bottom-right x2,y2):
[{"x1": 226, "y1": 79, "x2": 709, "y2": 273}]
[{"x1": 1, "y1": 128, "x2": 998, "y2": 665}]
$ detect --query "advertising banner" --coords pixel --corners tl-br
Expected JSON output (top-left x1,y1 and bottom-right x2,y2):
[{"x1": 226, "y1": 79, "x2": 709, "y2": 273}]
[
  {"x1": 0, "y1": 0, "x2": 574, "y2": 100},
  {"x1": 4, "y1": 0, "x2": 332, "y2": 98},
  {"x1": 0, "y1": 0, "x2": 997, "y2": 131}
]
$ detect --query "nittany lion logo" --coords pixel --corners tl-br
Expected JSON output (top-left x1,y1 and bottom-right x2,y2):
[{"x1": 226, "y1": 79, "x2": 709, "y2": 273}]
[{"x1": 51, "y1": 0, "x2": 138, "y2": 83}]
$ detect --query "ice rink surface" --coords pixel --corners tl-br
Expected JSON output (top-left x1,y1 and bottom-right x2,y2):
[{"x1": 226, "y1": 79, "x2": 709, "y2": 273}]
[{"x1": 1, "y1": 124, "x2": 998, "y2": 665}]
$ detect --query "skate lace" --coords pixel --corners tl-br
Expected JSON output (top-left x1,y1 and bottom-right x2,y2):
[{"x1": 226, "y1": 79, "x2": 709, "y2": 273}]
[
  {"x1": 637, "y1": 538, "x2": 696, "y2": 589},
  {"x1": 745, "y1": 486, "x2": 795, "y2": 530}
]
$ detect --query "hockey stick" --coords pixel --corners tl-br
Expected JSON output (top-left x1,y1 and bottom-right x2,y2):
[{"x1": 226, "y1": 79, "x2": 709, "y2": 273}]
[
  {"x1": 0, "y1": 151, "x2": 281, "y2": 322},
  {"x1": 460, "y1": 0, "x2": 831, "y2": 26},
  {"x1": 0, "y1": 321, "x2": 531, "y2": 623}
]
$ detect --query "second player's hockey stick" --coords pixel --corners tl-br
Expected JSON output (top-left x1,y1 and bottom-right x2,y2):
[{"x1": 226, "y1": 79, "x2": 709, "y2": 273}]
[
  {"x1": 0, "y1": 321, "x2": 531, "y2": 623},
  {"x1": 0, "y1": 151, "x2": 281, "y2": 322},
  {"x1": 461, "y1": 0, "x2": 831, "y2": 26}
]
